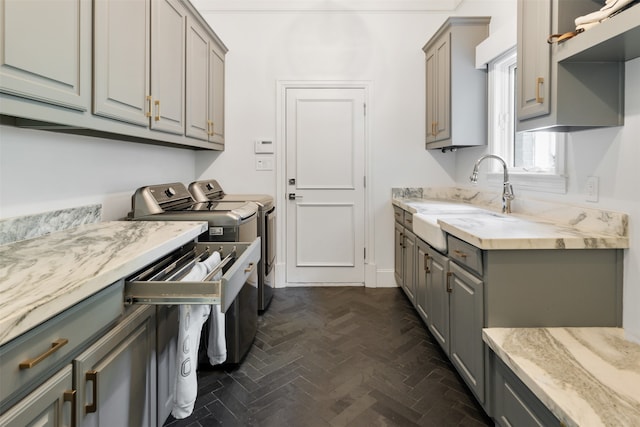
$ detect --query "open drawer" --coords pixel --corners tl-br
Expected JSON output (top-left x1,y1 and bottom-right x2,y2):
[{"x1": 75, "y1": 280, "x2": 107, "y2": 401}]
[{"x1": 124, "y1": 239, "x2": 261, "y2": 313}]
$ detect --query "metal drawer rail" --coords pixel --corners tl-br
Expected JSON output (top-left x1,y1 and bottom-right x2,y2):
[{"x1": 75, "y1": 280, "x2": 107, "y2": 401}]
[{"x1": 124, "y1": 240, "x2": 260, "y2": 312}]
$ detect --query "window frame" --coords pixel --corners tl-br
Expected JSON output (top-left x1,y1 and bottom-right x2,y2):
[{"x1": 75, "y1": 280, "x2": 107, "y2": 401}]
[{"x1": 487, "y1": 47, "x2": 567, "y2": 194}]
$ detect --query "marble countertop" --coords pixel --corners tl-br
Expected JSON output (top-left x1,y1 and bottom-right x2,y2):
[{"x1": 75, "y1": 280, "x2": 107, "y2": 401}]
[
  {"x1": 483, "y1": 327, "x2": 640, "y2": 427},
  {"x1": 0, "y1": 220, "x2": 208, "y2": 345},
  {"x1": 393, "y1": 192, "x2": 629, "y2": 250}
]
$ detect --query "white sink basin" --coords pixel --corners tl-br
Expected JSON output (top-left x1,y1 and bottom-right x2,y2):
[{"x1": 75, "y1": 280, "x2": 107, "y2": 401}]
[{"x1": 412, "y1": 205, "x2": 502, "y2": 252}]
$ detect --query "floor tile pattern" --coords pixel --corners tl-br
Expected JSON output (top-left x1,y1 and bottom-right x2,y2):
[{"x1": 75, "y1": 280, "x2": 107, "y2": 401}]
[{"x1": 164, "y1": 287, "x2": 493, "y2": 426}]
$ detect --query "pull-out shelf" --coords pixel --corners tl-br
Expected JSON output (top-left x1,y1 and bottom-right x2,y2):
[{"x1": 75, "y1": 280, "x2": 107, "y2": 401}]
[{"x1": 124, "y1": 239, "x2": 261, "y2": 312}]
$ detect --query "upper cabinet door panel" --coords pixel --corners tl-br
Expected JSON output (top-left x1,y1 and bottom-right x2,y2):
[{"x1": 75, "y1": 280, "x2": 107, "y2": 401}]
[
  {"x1": 185, "y1": 19, "x2": 210, "y2": 141},
  {"x1": 209, "y1": 44, "x2": 225, "y2": 144},
  {"x1": 93, "y1": 0, "x2": 150, "y2": 126},
  {"x1": 516, "y1": 0, "x2": 551, "y2": 120},
  {"x1": 434, "y1": 33, "x2": 450, "y2": 142},
  {"x1": 150, "y1": 0, "x2": 186, "y2": 135},
  {"x1": 0, "y1": 0, "x2": 90, "y2": 111}
]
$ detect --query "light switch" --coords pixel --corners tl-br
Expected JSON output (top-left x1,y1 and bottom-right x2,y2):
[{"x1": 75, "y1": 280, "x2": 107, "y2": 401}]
[
  {"x1": 256, "y1": 156, "x2": 274, "y2": 171},
  {"x1": 586, "y1": 176, "x2": 599, "y2": 202}
]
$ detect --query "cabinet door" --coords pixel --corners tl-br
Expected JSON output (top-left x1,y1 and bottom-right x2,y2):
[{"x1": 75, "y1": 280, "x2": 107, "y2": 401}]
[
  {"x1": 0, "y1": 365, "x2": 74, "y2": 427},
  {"x1": 93, "y1": 0, "x2": 150, "y2": 126},
  {"x1": 209, "y1": 42, "x2": 225, "y2": 145},
  {"x1": 150, "y1": 0, "x2": 186, "y2": 135},
  {"x1": 425, "y1": 47, "x2": 437, "y2": 144},
  {"x1": 156, "y1": 305, "x2": 179, "y2": 425},
  {"x1": 0, "y1": 0, "x2": 90, "y2": 111},
  {"x1": 74, "y1": 306, "x2": 156, "y2": 427},
  {"x1": 516, "y1": 0, "x2": 551, "y2": 121},
  {"x1": 433, "y1": 33, "x2": 451, "y2": 142},
  {"x1": 394, "y1": 222, "x2": 404, "y2": 287},
  {"x1": 426, "y1": 247, "x2": 449, "y2": 355},
  {"x1": 415, "y1": 240, "x2": 430, "y2": 324},
  {"x1": 449, "y1": 261, "x2": 484, "y2": 403},
  {"x1": 402, "y1": 230, "x2": 416, "y2": 304},
  {"x1": 185, "y1": 18, "x2": 210, "y2": 141}
]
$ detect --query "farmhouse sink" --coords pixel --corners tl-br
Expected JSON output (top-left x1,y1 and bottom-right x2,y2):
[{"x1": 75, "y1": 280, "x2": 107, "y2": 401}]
[{"x1": 412, "y1": 204, "x2": 501, "y2": 252}]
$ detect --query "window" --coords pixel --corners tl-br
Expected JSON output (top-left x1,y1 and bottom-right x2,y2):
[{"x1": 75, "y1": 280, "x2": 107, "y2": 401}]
[{"x1": 487, "y1": 47, "x2": 566, "y2": 193}]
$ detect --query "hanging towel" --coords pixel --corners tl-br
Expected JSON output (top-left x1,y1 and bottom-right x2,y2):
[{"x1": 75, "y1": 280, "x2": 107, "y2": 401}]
[
  {"x1": 203, "y1": 251, "x2": 227, "y2": 365},
  {"x1": 574, "y1": 0, "x2": 636, "y2": 26},
  {"x1": 171, "y1": 262, "x2": 211, "y2": 420}
]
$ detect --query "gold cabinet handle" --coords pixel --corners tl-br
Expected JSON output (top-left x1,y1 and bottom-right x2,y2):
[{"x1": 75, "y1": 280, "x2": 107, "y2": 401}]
[
  {"x1": 207, "y1": 120, "x2": 213, "y2": 136},
  {"x1": 244, "y1": 262, "x2": 256, "y2": 273},
  {"x1": 19, "y1": 338, "x2": 68, "y2": 369},
  {"x1": 145, "y1": 96, "x2": 152, "y2": 118},
  {"x1": 424, "y1": 254, "x2": 430, "y2": 273},
  {"x1": 154, "y1": 100, "x2": 160, "y2": 121},
  {"x1": 446, "y1": 271, "x2": 453, "y2": 293},
  {"x1": 453, "y1": 249, "x2": 467, "y2": 259},
  {"x1": 85, "y1": 370, "x2": 98, "y2": 413},
  {"x1": 64, "y1": 390, "x2": 77, "y2": 427},
  {"x1": 536, "y1": 77, "x2": 544, "y2": 103}
]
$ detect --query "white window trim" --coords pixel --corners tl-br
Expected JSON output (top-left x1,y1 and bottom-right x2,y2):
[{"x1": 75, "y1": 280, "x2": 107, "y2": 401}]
[{"x1": 487, "y1": 47, "x2": 567, "y2": 194}]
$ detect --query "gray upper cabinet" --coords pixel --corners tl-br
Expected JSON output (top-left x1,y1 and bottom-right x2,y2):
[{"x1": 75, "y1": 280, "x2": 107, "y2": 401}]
[
  {"x1": 0, "y1": 0, "x2": 91, "y2": 111},
  {"x1": 516, "y1": 0, "x2": 551, "y2": 121},
  {"x1": 93, "y1": 0, "x2": 151, "y2": 126},
  {"x1": 516, "y1": 0, "x2": 624, "y2": 132},
  {"x1": 186, "y1": 16, "x2": 227, "y2": 147},
  {"x1": 423, "y1": 17, "x2": 490, "y2": 151},
  {"x1": 151, "y1": 0, "x2": 187, "y2": 135},
  {"x1": 1, "y1": 0, "x2": 227, "y2": 150}
]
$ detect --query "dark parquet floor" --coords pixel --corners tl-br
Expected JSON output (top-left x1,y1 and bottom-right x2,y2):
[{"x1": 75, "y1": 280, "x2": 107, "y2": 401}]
[{"x1": 164, "y1": 287, "x2": 493, "y2": 427}]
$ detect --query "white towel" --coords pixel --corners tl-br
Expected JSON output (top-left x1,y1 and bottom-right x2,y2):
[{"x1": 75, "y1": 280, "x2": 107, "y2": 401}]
[
  {"x1": 171, "y1": 262, "x2": 211, "y2": 420},
  {"x1": 575, "y1": 0, "x2": 636, "y2": 26},
  {"x1": 204, "y1": 252, "x2": 227, "y2": 365}
]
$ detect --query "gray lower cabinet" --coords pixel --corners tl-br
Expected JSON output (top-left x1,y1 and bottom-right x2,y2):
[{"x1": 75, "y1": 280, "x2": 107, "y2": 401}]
[
  {"x1": 394, "y1": 220, "x2": 404, "y2": 288},
  {"x1": 448, "y1": 261, "x2": 484, "y2": 403},
  {"x1": 424, "y1": 245, "x2": 450, "y2": 356},
  {"x1": 74, "y1": 305, "x2": 156, "y2": 427},
  {"x1": 394, "y1": 205, "x2": 623, "y2": 416},
  {"x1": 0, "y1": 365, "x2": 74, "y2": 427},
  {"x1": 490, "y1": 350, "x2": 560, "y2": 427},
  {"x1": 402, "y1": 229, "x2": 417, "y2": 305}
]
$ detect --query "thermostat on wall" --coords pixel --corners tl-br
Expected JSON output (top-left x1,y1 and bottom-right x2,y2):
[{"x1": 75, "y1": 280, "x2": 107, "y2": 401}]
[{"x1": 254, "y1": 139, "x2": 274, "y2": 154}]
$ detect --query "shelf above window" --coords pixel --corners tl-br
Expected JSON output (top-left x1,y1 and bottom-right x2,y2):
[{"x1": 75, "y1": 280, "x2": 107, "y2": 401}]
[{"x1": 556, "y1": 4, "x2": 640, "y2": 62}]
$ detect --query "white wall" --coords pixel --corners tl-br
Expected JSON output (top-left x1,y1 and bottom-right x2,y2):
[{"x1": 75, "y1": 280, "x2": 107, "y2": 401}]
[
  {"x1": 0, "y1": 126, "x2": 197, "y2": 221},
  {"x1": 193, "y1": 0, "x2": 515, "y2": 286},
  {"x1": 454, "y1": 58, "x2": 640, "y2": 342}
]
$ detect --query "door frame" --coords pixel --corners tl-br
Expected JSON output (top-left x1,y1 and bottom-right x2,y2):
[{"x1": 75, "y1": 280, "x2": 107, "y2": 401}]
[{"x1": 275, "y1": 80, "x2": 376, "y2": 288}]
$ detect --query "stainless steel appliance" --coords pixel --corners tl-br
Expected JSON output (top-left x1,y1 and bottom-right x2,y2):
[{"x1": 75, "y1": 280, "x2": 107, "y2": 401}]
[
  {"x1": 129, "y1": 182, "x2": 259, "y2": 364},
  {"x1": 189, "y1": 179, "x2": 275, "y2": 312}
]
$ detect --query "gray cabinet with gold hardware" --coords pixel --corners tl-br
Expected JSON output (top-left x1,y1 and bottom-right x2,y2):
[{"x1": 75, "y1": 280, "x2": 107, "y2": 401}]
[
  {"x1": 393, "y1": 204, "x2": 623, "y2": 418},
  {"x1": 185, "y1": 14, "x2": 226, "y2": 146},
  {"x1": 74, "y1": 305, "x2": 156, "y2": 427},
  {"x1": 423, "y1": 17, "x2": 490, "y2": 151},
  {"x1": 394, "y1": 206, "x2": 416, "y2": 304},
  {"x1": 1, "y1": 0, "x2": 227, "y2": 151},
  {"x1": 93, "y1": 0, "x2": 151, "y2": 126},
  {"x1": 516, "y1": 0, "x2": 624, "y2": 132},
  {"x1": 0, "y1": 365, "x2": 75, "y2": 427}
]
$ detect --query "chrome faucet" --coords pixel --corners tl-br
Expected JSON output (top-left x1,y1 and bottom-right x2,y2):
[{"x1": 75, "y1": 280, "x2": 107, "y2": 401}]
[{"x1": 469, "y1": 154, "x2": 514, "y2": 214}]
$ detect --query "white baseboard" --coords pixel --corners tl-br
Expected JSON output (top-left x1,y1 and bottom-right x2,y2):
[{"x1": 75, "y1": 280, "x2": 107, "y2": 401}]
[{"x1": 375, "y1": 269, "x2": 399, "y2": 288}]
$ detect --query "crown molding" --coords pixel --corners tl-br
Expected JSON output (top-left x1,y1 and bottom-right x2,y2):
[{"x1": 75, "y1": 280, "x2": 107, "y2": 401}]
[{"x1": 189, "y1": 0, "x2": 464, "y2": 13}]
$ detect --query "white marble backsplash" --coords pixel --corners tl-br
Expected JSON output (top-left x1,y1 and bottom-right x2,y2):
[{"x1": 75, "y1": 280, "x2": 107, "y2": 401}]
[
  {"x1": 0, "y1": 204, "x2": 102, "y2": 245},
  {"x1": 393, "y1": 187, "x2": 628, "y2": 238}
]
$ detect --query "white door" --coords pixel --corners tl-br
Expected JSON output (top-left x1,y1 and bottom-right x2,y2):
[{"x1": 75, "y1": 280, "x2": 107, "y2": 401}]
[{"x1": 285, "y1": 87, "x2": 366, "y2": 284}]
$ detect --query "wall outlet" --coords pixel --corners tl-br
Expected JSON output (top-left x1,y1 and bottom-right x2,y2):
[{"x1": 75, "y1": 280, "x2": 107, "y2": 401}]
[
  {"x1": 255, "y1": 156, "x2": 274, "y2": 171},
  {"x1": 586, "y1": 176, "x2": 599, "y2": 202}
]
